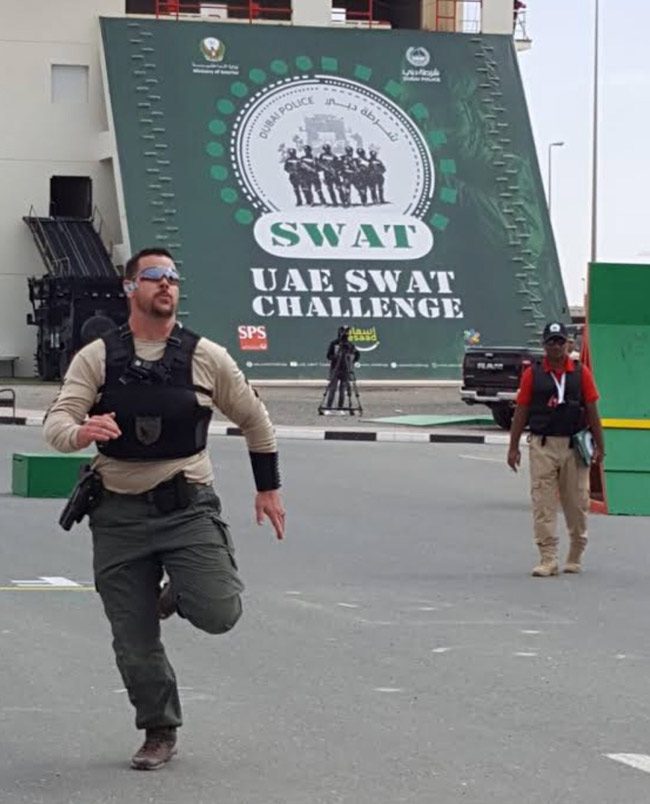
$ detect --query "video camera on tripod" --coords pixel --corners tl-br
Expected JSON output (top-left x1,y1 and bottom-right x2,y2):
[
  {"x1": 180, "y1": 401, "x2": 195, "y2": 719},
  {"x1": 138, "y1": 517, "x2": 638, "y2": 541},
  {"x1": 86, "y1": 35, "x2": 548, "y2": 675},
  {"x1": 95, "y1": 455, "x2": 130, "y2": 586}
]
[{"x1": 318, "y1": 326, "x2": 363, "y2": 415}]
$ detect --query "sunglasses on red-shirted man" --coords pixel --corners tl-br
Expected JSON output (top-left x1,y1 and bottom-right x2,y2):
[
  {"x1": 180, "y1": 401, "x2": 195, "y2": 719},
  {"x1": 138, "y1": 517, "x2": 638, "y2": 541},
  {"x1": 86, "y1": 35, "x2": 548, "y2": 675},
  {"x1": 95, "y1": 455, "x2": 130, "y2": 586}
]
[{"x1": 136, "y1": 266, "x2": 181, "y2": 285}]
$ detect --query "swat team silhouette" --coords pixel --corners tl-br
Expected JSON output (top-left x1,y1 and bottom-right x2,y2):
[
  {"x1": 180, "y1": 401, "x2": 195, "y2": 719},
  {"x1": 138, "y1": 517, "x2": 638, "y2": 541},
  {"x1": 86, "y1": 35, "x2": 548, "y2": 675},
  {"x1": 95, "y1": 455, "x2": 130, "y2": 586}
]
[{"x1": 282, "y1": 143, "x2": 387, "y2": 207}]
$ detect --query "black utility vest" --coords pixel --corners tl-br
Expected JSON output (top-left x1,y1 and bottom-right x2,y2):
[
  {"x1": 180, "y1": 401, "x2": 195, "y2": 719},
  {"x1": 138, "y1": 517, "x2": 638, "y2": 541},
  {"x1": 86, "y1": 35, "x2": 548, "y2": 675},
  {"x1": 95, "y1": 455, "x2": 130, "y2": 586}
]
[
  {"x1": 90, "y1": 324, "x2": 212, "y2": 461},
  {"x1": 527, "y1": 362, "x2": 585, "y2": 437}
]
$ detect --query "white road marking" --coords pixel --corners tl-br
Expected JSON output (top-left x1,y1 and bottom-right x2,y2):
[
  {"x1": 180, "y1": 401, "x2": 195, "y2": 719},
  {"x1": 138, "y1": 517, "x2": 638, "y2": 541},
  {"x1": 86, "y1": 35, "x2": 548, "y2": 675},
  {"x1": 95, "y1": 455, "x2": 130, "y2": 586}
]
[
  {"x1": 431, "y1": 647, "x2": 452, "y2": 654},
  {"x1": 284, "y1": 591, "x2": 302, "y2": 595},
  {"x1": 11, "y1": 580, "x2": 51, "y2": 587},
  {"x1": 374, "y1": 687, "x2": 403, "y2": 693},
  {"x1": 616, "y1": 654, "x2": 628, "y2": 659},
  {"x1": 521, "y1": 630, "x2": 541, "y2": 635},
  {"x1": 459, "y1": 454, "x2": 504, "y2": 463},
  {"x1": 288, "y1": 599, "x2": 325, "y2": 610},
  {"x1": 11, "y1": 576, "x2": 80, "y2": 587},
  {"x1": 514, "y1": 652, "x2": 538, "y2": 657},
  {"x1": 180, "y1": 692, "x2": 217, "y2": 702},
  {"x1": 416, "y1": 606, "x2": 438, "y2": 612},
  {"x1": 400, "y1": 620, "x2": 571, "y2": 626},
  {"x1": 606, "y1": 754, "x2": 650, "y2": 774},
  {"x1": 337, "y1": 603, "x2": 360, "y2": 609},
  {"x1": 40, "y1": 577, "x2": 81, "y2": 587},
  {"x1": 484, "y1": 434, "x2": 510, "y2": 445}
]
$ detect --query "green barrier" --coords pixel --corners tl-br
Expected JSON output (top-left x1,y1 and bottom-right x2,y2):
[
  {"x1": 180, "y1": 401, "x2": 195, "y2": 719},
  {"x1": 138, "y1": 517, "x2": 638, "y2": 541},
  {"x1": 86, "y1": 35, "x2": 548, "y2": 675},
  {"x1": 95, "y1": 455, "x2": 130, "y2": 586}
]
[
  {"x1": 587, "y1": 262, "x2": 650, "y2": 515},
  {"x1": 12, "y1": 453, "x2": 94, "y2": 498}
]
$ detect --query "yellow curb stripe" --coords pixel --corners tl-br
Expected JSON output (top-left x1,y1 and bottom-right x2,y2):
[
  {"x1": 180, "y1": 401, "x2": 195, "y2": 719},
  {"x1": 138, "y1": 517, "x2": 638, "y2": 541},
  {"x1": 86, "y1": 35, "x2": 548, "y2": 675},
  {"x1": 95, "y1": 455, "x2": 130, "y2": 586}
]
[
  {"x1": 0, "y1": 586, "x2": 94, "y2": 592},
  {"x1": 602, "y1": 419, "x2": 650, "y2": 430}
]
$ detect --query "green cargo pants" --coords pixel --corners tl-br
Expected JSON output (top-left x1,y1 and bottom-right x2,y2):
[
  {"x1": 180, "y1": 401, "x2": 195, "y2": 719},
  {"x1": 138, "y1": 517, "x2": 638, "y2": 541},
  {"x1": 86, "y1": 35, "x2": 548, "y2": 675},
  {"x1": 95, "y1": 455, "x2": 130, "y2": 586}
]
[{"x1": 89, "y1": 483, "x2": 244, "y2": 730}]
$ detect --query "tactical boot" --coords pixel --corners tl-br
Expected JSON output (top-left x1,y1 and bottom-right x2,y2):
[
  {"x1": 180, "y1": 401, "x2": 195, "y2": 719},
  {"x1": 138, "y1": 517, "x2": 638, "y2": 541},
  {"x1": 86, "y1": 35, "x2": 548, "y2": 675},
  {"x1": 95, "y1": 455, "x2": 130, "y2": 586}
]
[
  {"x1": 157, "y1": 581, "x2": 177, "y2": 620},
  {"x1": 531, "y1": 560, "x2": 559, "y2": 577},
  {"x1": 531, "y1": 548, "x2": 559, "y2": 577},
  {"x1": 131, "y1": 727, "x2": 177, "y2": 770},
  {"x1": 564, "y1": 543, "x2": 584, "y2": 574},
  {"x1": 531, "y1": 539, "x2": 559, "y2": 577}
]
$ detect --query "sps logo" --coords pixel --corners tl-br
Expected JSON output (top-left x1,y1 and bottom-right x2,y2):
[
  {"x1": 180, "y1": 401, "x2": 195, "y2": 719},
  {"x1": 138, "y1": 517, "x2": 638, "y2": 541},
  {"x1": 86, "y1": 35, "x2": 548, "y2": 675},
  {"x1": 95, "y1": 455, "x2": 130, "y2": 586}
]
[{"x1": 238, "y1": 325, "x2": 268, "y2": 351}]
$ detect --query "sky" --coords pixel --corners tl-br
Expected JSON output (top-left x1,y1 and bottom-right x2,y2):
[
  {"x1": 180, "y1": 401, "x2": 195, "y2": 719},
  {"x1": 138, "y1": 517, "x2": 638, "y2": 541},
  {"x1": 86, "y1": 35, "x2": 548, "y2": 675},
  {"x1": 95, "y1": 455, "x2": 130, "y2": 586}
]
[{"x1": 518, "y1": 0, "x2": 650, "y2": 305}]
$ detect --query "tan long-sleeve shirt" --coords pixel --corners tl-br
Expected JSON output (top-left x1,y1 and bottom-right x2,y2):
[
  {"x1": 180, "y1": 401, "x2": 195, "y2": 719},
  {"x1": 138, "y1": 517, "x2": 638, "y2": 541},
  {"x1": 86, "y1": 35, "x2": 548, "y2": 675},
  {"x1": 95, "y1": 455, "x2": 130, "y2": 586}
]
[{"x1": 43, "y1": 335, "x2": 276, "y2": 494}]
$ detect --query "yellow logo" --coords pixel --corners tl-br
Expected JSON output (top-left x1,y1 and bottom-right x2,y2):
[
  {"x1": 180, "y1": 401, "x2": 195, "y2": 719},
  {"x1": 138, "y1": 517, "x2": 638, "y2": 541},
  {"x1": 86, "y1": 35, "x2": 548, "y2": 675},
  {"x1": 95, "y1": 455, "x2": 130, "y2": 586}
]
[
  {"x1": 349, "y1": 326, "x2": 379, "y2": 352},
  {"x1": 200, "y1": 37, "x2": 225, "y2": 63}
]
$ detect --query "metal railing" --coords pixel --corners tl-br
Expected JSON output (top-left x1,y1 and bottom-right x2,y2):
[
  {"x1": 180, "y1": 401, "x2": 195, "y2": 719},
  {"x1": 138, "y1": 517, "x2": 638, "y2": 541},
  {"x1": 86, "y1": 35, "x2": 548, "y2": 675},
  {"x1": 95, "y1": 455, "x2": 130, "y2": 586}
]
[
  {"x1": 25, "y1": 206, "x2": 71, "y2": 277},
  {"x1": 0, "y1": 389, "x2": 17, "y2": 420},
  {"x1": 336, "y1": 1, "x2": 391, "y2": 28},
  {"x1": 91, "y1": 205, "x2": 115, "y2": 262},
  {"x1": 514, "y1": 9, "x2": 531, "y2": 43},
  {"x1": 155, "y1": 1, "x2": 292, "y2": 23},
  {"x1": 153, "y1": 0, "x2": 396, "y2": 27}
]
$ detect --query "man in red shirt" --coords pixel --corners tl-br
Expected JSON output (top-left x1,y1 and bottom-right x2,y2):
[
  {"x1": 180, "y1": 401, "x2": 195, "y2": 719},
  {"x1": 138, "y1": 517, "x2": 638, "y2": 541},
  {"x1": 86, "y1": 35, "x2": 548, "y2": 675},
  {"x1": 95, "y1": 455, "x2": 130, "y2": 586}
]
[{"x1": 507, "y1": 321, "x2": 605, "y2": 576}]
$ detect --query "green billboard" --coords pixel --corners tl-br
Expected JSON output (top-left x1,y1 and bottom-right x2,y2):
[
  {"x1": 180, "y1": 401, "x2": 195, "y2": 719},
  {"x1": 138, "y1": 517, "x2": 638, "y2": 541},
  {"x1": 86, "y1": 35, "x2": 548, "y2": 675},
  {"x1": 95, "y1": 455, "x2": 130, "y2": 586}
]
[{"x1": 101, "y1": 18, "x2": 568, "y2": 379}]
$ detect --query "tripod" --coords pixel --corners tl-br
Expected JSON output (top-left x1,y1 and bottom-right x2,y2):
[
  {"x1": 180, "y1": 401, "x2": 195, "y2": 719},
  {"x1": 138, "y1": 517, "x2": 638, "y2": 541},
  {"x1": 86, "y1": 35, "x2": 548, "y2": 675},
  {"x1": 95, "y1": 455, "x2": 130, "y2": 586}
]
[{"x1": 318, "y1": 347, "x2": 363, "y2": 416}]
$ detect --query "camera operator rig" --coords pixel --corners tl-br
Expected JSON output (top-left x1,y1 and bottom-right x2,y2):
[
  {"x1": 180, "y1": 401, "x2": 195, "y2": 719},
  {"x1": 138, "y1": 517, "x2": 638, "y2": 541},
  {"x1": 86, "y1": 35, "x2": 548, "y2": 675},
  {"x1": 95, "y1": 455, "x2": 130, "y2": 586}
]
[{"x1": 318, "y1": 329, "x2": 363, "y2": 416}]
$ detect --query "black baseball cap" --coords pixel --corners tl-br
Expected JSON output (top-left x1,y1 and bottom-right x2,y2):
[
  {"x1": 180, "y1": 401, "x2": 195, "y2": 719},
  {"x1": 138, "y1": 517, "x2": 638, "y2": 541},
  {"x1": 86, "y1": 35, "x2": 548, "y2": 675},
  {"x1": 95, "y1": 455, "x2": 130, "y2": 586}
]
[{"x1": 542, "y1": 322, "x2": 568, "y2": 342}]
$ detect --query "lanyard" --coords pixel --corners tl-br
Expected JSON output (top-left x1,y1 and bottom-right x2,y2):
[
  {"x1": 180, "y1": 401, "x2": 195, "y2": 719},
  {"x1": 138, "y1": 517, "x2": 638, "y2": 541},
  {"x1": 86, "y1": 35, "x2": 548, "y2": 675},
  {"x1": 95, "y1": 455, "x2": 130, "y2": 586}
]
[{"x1": 550, "y1": 372, "x2": 566, "y2": 404}]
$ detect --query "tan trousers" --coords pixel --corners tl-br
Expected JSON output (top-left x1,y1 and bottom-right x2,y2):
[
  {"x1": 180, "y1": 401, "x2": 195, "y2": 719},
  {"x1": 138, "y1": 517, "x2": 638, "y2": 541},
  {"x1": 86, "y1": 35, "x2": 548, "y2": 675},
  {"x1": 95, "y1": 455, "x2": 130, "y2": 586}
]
[{"x1": 529, "y1": 435, "x2": 590, "y2": 561}]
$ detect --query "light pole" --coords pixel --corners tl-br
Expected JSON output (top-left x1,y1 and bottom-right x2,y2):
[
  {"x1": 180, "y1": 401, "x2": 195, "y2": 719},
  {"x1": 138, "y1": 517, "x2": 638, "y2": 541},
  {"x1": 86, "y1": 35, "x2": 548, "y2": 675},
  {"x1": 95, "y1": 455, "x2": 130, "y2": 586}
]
[
  {"x1": 590, "y1": 0, "x2": 600, "y2": 263},
  {"x1": 547, "y1": 141, "x2": 564, "y2": 216}
]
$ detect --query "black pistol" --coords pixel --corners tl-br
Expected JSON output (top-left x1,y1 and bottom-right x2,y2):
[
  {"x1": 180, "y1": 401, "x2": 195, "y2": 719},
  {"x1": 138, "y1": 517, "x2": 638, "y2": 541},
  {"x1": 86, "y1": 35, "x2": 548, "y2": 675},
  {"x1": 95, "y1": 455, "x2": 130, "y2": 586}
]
[{"x1": 59, "y1": 465, "x2": 103, "y2": 531}]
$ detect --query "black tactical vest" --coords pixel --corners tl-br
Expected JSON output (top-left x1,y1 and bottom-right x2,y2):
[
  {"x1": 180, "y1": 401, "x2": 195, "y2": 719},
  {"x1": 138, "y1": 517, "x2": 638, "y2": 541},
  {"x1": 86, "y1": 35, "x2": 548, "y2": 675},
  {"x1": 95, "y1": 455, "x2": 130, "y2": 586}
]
[
  {"x1": 90, "y1": 324, "x2": 212, "y2": 460},
  {"x1": 527, "y1": 362, "x2": 584, "y2": 437}
]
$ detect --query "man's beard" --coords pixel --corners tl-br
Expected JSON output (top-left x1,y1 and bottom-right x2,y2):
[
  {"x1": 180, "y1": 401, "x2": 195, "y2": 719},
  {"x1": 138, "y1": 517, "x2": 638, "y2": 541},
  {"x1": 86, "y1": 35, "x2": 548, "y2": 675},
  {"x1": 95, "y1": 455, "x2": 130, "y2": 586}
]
[{"x1": 135, "y1": 294, "x2": 176, "y2": 319}]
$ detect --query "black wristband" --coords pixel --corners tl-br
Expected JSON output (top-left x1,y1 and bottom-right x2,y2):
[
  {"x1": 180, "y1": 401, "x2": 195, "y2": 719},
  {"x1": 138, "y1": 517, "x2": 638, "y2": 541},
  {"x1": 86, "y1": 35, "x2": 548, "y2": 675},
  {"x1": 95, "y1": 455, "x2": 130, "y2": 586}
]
[{"x1": 249, "y1": 451, "x2": 281, "y2": 492}]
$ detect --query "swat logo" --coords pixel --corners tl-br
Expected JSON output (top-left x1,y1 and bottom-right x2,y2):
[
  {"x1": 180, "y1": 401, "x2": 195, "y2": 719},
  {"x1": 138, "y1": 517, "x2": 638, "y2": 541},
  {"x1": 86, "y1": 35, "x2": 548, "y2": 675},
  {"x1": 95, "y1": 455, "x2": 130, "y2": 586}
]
[{"x1": 232, "y1": 76, "x2": 435, "y2": 261}]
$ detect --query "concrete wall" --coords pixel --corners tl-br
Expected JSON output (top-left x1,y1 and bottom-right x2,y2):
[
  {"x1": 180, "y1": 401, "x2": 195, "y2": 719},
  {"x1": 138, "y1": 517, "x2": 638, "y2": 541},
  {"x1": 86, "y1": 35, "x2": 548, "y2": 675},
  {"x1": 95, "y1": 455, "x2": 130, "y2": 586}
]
[
  {"x1": 0, "y1": 0, "x2": 123, "y2": 376},
  {"x1": 481, "y1": 0, "x2": 515, "y2": 35},
  {"x1": 293, "y1": 0, "x2": 331, "y2": 27}
]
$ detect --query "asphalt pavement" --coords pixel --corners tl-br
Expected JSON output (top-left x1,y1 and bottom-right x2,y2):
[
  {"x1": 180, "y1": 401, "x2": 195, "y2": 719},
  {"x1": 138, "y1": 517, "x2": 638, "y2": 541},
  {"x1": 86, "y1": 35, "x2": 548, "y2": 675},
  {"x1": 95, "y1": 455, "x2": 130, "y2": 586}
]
[{"x1": 2, "y1": 426, "x2": 650, "y2": 803}]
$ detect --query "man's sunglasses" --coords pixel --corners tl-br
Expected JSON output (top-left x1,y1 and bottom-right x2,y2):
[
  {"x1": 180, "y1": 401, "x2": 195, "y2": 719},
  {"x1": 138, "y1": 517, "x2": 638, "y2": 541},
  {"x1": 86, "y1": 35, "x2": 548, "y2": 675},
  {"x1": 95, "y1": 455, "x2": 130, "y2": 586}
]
[
  {"x1": 546, "y1": 336, "x2": 566, "y2": 345},
  {"x1": 136, "y1": 266, "x2": 181, "y2": 285}
]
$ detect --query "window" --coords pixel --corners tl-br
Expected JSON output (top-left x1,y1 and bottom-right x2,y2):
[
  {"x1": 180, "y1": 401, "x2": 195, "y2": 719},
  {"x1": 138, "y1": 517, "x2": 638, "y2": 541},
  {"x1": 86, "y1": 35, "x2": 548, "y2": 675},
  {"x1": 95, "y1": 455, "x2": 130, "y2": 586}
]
[
  {"x1": 50, "y1": 176, "x2": 93, "y2": 219},
  {"x1": 51, "y1": 64, "x2": 89, "y2": 104}
]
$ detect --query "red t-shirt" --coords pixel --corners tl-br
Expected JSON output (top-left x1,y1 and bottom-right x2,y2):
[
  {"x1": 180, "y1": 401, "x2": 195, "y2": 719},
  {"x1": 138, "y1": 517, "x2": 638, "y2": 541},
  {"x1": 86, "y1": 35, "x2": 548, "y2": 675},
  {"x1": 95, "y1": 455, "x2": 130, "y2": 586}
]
[{"x1": 516, "y1": 357, "x2": 599, "y2": 406}]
